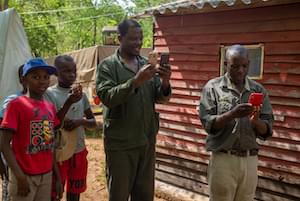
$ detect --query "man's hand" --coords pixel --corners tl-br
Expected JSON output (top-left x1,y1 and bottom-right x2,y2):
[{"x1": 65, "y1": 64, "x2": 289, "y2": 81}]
[
  {"x1": 229, "y1": 103, "x2": 254, "y2": 119},
  {"x1": 157, "y1": 63, "x2": 171, "y2": 86},
  {"x1": 250, "y1": 105, "x2": 261, "y2": 121},
  {"x1": 67, "y1": 85, "x2": 83, "y2": 104},
  {"x1": 132, "y1": 64, "x2": 156, "y2": 87},
  {"x1": 17, "y1": 174, "x2": 30, "y2": 196},
  {"x1": 63, "y1": 119, "x2": 82, "y2": 131}
]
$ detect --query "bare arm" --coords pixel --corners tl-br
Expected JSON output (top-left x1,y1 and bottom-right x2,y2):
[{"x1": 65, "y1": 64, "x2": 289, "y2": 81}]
[{"x1": 0, "y1": 130, "x2": 30, "y2": 196}]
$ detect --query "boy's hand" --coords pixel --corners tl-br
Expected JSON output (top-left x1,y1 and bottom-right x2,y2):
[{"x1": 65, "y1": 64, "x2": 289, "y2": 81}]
[
  {"x1": 67, "y1": 85, "x2": 83, "y2": 104},
  {"x1": 63, "y1": 119, "x2": 82, "y2": 131},
  {"x1": 17, "y1": 175, "x2": 30, "y2": 196},
  {"x1": 0, "y1": 157, "x2": 8, "y2": 180}
]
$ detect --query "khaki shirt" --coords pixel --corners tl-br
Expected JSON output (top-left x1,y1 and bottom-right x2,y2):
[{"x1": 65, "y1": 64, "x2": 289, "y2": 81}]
[
  {"x1": 199, "y1": 73, "x2": 273, "y2": 152},
  {"x1": 96, "y1": 50, "x2": 171, "y2": 150}
]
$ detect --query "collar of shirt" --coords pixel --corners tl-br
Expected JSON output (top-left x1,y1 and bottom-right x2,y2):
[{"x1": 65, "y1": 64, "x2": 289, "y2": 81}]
[
  {"x1": 114, "y1": 48, "x2": 146, "y2": 73},
  {"x1": 220, "y1": 73, "x2": 253, "y2": 93}
]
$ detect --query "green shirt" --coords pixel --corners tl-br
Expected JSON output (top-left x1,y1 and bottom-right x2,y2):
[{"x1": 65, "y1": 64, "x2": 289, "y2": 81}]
[
  {"x1": 96, "y1": 50, "x2": 171, "y2": 150},
  {"x1": 199, "y1": 73, "x2": 273, "y2": 152}
]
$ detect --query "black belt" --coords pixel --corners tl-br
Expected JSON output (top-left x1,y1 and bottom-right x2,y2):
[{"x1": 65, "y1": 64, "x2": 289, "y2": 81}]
[{"x1": 220, "y1": 149, "x2": 258, "y2": 157}]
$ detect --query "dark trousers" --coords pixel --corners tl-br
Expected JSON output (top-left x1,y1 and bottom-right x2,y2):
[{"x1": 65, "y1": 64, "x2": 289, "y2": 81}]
[{"x1": 105, "y1": 143, "x2": 155, "y2": 201}]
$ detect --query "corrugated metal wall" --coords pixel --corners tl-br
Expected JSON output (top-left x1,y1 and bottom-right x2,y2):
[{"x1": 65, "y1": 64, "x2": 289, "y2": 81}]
[{"x1": 154, "y1": 3, "x2": 300, "y2": 201}]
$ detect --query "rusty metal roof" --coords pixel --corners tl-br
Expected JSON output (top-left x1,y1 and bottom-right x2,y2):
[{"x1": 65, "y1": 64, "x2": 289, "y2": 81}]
[{"x1": 135, "y1": 0, "x2": 298, "y2": 17}]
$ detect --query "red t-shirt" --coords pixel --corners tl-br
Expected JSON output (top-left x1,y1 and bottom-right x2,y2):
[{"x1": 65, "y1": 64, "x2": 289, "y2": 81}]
[{"x1": 1, "y1": 96, "x2": 60, "y2": 175}]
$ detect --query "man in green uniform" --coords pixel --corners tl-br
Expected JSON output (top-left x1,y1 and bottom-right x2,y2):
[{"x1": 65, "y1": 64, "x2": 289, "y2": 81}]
[
  {"x1": 199, "y1": 44, "x2": 273, "y2": 201},
  {"x1": 96, "y1": 19, "x2": 171, "y2": 201}
]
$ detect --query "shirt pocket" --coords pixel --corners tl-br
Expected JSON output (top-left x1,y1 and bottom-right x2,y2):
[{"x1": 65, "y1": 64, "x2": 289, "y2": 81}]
[{"x1": 217, "y1": 95, "x2": 237, "y2": 114}]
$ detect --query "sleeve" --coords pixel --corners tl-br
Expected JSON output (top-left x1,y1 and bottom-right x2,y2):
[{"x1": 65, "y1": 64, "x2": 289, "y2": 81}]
[
  {"x1": 154, "y1": 75, "x2": 171, "y2": 104},
  {"x1": 0, "y1": 100, "x2": 19, "y2": 131},
  {"x1": 82, "y1": 93, "x2": 91, "y2": 111},
  {"x1": 258, "y1": 88, "x2": 274, "y2": 140},
  {"x1": 95, "y1": 60, "x2": 136, "y2": 108},
  {"x1": 44, "y1": 90, "x2": 59, "y2": 111},
  {"x1": 199, "y1": 83, "x2": 219, "y2": 134},
  {"x1": 52, "y1": 105, "x2": 60, "y2": 128},
  {"x1": 0, "y1": 94, "x2": 18, "y2": 118}
]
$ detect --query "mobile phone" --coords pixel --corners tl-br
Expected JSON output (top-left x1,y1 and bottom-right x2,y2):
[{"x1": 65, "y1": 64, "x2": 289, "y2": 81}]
[
  {"x1": 160, "y1": 53, "x2": 169, "y2": 66},
  {"x1": 248, "y1": 93, "x2": 263, "y2": 106}
]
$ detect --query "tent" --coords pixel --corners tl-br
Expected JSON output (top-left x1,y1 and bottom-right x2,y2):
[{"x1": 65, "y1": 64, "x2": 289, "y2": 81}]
[{"x1": 0, "y1": 8, "x2": 32, "y2": 103}]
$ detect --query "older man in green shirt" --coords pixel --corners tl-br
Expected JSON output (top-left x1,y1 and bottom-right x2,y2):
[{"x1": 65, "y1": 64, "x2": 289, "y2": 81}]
[
  {"x1": 96, "y1": 19, "x2": 171, "y2": 201},
  {"x1": 199, "y1": 44, "x2": 273, "y2": 201}
]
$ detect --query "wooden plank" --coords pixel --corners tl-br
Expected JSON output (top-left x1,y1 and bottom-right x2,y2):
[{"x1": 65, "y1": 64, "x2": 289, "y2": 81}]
[
  {"x1": 272, "y1": 106, "x2": 300, "y2": 118},
  {"x1": 156, "y1": 162, "x2": 207, "y2": 184},
  {"x1": 273, "y1": 117, "x2": 300, "y2": 130},
  {"x1": 265, "y1": 42, "x2": 300, "y2": 55},
  {"x1": 171, "y1": 53, "x2": 219, "y2": 62},
  {"x1": 154, "y1": 31, "x2": 300, "y2": 46},
  {"x1": 159, "y1": 120, "x2": 206, "y2": 135},
  {"x1": 156, "y1": 170, "x2": 209, "y2": 196},
  {"x1": 272, "y1": 127, "x2": 300, "y2": 141},
  {"x1": 270, "y1": 97, "x2": 300, "y2": 107},
  {"x1": 264, "y1": 55, "x2": 300, "y2": 63},
  {"x1": 156, "y1": 153, "x2": 207, "y2": 175},
  {"x1": 171, "y1": 88, "x2": 201, "y2": 97},
  {"x1": 171, "y1": 71, "x2": 216, "y2": 81},
  {"x1": 156, "y1": 146, "x2": 209, "y2": 164},
  {"x1": 170, "y1": 80, "x2": 204, "y2": 90},
  {"x1": 262, "y1": 73, "x2": 300, "y2": 86},
  {"x1": 156, "y1": 104, "x2": 199, "y2": 116},
  {"x1": 259, "y1": 145, "x2": 299, "y2": 163},
  {"x1": 156, "y1": 135, "x2": 206, "y2": 156},
  {"x1": 159, "y1": 129, "x2": 205, "y2": 144},
  {"x1": 154, "y1": 18, "x2": 300, "y2": 36},
  {"x1": 264, "y1": 62, "x2": 300, "y2": 74},
  {"x1": 156, "y1": 44, "x2": 219, "y2": 55},
  {"x1": 264, "y1": 85, "x2": 300, "y2": 98},
  {"x1": 258, "y1": 166, "x2": 300, "y2": 186},
  {"x1": 171, "y1": 61, "x2": 219, "y2": 72}
]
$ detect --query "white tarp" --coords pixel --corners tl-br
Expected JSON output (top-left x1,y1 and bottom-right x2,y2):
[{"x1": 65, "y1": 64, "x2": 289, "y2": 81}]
[{"x1": 0, "y1": 8, "x2": 32, "y2": 102}]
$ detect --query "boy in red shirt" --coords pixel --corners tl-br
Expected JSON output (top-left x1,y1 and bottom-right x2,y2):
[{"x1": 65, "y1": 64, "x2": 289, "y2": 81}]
[{"x1": 0, "y1": 58, "x2": 82, "y2": 201}]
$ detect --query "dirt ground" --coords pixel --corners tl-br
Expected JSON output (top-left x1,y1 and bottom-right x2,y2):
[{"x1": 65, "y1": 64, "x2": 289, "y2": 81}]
[{"x1": 0, "y1": 138, "x2": 166, "y2": 201}]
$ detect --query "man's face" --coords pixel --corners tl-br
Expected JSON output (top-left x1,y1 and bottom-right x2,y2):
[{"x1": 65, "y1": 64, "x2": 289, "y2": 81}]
[
  {"x1": 119, "y1": 26, "x2": 143, "y2": 56},
  {"x1": 226, "y1": 55, "x2": 249, "y2": 86},
  {"x1": 57, "y1": 62, "x2": 77, "y2": 87}
]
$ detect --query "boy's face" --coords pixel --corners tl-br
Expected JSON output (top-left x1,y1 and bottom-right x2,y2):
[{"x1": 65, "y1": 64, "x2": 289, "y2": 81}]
[
  {"x1": 23, "y1": 68, "x2": 50, "y2": 98},
  {"x1": 57, "y1": 62, "x2": 76, "y2": 87}
]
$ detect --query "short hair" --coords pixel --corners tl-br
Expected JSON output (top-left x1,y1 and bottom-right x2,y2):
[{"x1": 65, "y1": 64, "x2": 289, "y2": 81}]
[
  {"x1": 225, "y1": 44, "x2": 248, "y2": 61},
  {"x1": 18, "y1": 64, "x2": 24, "y2": 80},
  {"x1": 54, "y1": 55, "x2": 74, "y2": 68},
  {"x1": 117, "y1": 19, "x2": 141, "y2": 37}
]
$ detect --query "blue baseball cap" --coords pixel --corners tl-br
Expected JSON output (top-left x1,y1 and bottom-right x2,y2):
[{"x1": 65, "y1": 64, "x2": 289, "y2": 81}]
[{"x1": 22, "y1": 58, "x2": 57, "y2": 76}]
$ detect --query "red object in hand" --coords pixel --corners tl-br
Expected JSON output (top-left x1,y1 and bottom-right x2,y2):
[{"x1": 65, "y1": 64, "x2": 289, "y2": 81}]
[
  {"x1": 93, "y1": 96, "x2": 101, "y2": 105},
  {"x1": 248, "y1": 93, "x2": 263, "y2": 106}
]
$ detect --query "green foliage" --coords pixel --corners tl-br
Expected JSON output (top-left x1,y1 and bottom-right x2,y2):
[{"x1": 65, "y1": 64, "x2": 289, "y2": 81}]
[{"x1": 8, "y1": 0, "x2": 172, "y2": 56}]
